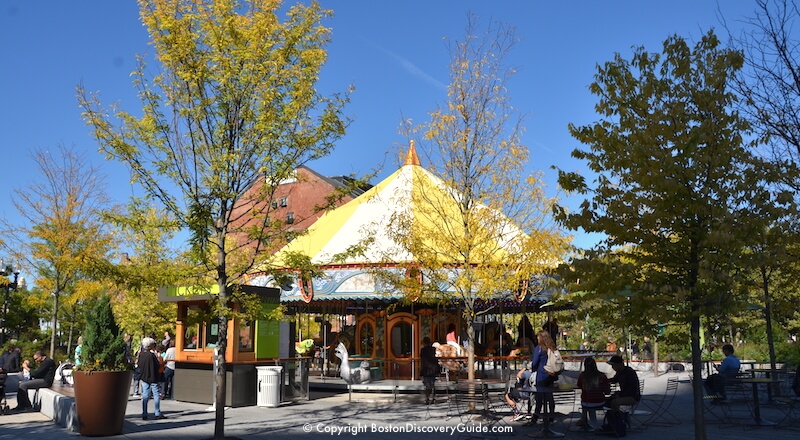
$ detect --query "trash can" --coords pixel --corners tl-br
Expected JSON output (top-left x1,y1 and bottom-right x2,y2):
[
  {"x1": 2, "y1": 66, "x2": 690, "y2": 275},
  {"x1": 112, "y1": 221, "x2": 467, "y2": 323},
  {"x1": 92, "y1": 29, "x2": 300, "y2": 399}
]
[{"x1": 256, "y1": 366, "x2": 283, "y2": 407}]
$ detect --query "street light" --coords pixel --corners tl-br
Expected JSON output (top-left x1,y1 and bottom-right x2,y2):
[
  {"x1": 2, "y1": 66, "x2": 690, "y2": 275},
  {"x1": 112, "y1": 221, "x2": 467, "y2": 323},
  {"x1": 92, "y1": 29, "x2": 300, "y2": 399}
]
[{"x1": 0, "y1": 260, "x2": 23, "y2": 346}]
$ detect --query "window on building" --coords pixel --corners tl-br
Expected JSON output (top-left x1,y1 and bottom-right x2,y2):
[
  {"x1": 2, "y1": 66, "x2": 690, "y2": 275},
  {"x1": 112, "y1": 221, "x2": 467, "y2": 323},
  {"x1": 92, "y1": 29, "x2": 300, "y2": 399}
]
[
  {"x1": 286, "y1": 212, "x2": 294, "y2": 224},
  {"x1": 205, "y1": 316, "x2": 221, "y2": 348},
  {"x1": 271, "y1": 200, "x2": 278, "y2": 209},
  {"x1": 239, "y1": 321, "x2": 254, "y2": 352},
  {"x1": 391, "y1": 322, "x2": 413, "y2": 357},
  {"x1": 184, "y1": 306, "x2": 204, "y2": 349},
  {"x1": 279, "y1": 196, "x2": 288, "y2": 207}
]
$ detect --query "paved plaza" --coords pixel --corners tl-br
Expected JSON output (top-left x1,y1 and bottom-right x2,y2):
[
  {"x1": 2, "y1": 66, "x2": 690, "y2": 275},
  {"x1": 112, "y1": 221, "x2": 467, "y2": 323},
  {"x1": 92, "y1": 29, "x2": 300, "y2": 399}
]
[{"x1": 1, "y1": 371, "x2": 799, "y2": 439}]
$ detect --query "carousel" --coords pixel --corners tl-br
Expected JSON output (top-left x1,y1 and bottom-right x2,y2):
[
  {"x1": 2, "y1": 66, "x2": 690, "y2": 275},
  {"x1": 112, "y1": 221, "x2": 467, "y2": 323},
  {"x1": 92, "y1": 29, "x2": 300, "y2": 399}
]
[{"x1": 245, "y1": 143, "x2": 568, "y2": 382}]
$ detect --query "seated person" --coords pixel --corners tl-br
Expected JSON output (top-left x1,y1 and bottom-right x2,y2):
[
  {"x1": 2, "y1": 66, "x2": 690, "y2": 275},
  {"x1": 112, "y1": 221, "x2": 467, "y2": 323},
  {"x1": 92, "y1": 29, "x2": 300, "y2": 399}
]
[
  {"x1": 606, "y1": 355, "x2": 641, "y2": 411},
  {"x1": 14, "y1": 351, "x2": 57, "y2": 411},
  {"x1": 704, "y1": 344, "x2": 740, "y2": 399},
  {"x1": 508, "y1": 336, "x2": 535, "y2": 358},
  {"x1": 446, "y1": 323, "x2": 462, "y2": 356},
  {"x1": 504, "y1": 365, "x2": 533, "y2": 421},
  {"x1": 499, "y1": 332, "x2": 514, "y2": 357},
  {"x1": 577, "y1": 357, "x2": 611, "y2": 429}
]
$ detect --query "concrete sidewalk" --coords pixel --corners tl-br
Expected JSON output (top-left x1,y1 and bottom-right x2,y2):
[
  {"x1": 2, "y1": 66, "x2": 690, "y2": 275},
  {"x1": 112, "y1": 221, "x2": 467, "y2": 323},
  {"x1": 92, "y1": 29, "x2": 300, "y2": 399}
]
[{"x1": 2, "y1": 372, "x2": 798, "y2": 439}]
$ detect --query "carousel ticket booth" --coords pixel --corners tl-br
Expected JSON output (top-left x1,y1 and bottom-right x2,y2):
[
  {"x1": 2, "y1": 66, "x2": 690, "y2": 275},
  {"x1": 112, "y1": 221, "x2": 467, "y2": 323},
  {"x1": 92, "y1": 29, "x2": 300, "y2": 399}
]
[{"x1": 158, "y1": 284, "x2": 295, "y2": 407}]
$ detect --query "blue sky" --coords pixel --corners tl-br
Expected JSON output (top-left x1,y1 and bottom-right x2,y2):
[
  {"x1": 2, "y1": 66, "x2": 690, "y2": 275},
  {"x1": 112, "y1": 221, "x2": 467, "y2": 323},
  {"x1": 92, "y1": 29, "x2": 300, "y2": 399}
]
[{"x1": 0, "y1": 0, "x2": 759, "y2": 250}]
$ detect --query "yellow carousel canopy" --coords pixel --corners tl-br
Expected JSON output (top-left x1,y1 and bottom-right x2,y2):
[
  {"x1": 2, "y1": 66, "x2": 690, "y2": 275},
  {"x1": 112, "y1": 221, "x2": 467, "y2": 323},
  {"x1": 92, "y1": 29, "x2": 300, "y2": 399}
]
[{"x1": 272, "y1": 143, "x2": 527, "y2": 267}]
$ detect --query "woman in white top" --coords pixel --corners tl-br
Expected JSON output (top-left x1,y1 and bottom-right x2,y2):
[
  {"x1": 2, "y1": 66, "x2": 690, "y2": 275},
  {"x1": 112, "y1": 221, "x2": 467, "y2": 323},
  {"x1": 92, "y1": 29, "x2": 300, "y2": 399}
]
[{"x1": 163, "y1": 339, "x2": 176, "y2": 399}]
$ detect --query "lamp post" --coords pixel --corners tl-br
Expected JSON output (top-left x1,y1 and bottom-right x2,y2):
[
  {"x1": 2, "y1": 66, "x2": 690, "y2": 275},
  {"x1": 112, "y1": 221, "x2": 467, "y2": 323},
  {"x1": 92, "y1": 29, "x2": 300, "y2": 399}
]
[{"x1": 0, "y1": 260, "x2": 22, "y2": 346}]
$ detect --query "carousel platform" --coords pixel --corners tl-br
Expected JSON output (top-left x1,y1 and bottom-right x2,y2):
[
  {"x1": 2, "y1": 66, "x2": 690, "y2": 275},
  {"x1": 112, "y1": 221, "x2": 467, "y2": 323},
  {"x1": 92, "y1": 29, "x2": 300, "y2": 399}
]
[{"x1": 307, "y1": 374, "x2": 511, "y2": 394}]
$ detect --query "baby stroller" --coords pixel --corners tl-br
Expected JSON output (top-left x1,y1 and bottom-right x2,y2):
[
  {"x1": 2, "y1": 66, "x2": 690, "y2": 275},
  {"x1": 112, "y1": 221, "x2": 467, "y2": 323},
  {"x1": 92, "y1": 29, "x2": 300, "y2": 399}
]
[{"x1": 0, "y1": 370, "x2": 9, "y2": 415}]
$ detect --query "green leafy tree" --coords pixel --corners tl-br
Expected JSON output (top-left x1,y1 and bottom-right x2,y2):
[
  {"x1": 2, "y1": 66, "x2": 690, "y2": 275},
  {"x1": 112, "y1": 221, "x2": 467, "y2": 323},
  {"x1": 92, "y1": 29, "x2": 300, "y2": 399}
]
[
  {"x1": 379, "y1": 16, "x2": 570, "y2": 380},
  {"x1": 102, "y1": 199, "x2": 186, "y2": 339},
  {"x1": 78, "y1": 1, "x2": 350, "y2": 437},
  {"x1": 555, "y1": 31, "x2": 780, "y2": 438},
  {"x1": 0, "y1": 145, "x2": 114, "y2": 359}
]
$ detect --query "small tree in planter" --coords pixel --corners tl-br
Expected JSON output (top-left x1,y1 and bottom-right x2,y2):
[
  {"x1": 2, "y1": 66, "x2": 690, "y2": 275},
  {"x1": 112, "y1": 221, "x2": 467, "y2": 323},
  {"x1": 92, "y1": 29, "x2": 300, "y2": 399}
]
[
  {"x1": 73, "y1": 294, "x2": 134, "y2": 436},
  {"x1": 78, "y1": 294, "x2": 131, "y2": 372}
]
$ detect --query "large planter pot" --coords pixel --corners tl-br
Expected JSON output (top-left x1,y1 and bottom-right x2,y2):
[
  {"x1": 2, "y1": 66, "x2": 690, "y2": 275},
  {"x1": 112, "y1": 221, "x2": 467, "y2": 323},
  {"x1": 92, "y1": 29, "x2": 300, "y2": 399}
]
[{"x1": 73, "y1": 370, "x2": 133, "y2": 436}]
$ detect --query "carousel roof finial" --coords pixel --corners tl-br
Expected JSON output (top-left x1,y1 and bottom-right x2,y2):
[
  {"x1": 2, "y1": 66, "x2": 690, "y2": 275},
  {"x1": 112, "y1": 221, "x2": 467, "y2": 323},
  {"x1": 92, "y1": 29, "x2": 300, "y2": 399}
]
[{"x1": 403, "y1": 140, "x2": 421, "y2": 167}]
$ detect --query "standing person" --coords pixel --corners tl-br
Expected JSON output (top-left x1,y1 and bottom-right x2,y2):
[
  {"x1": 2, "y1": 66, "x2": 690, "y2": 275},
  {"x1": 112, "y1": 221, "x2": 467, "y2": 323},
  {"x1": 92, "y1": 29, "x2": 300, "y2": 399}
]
[
  {"x1": 163, "y1": 339, "x2": 176, "y2": 399},
  {"x1": 630, "y1": 340, "x2": 640, "y2": 361},
  {"x1": 642, "y1": 337, "x2": 653, "y2": 360},
  {"x1": 155, "y1": 344, "x2": 167, "y2": 399},
  {"x1": 123, "y1": 333, "x2": 134, "y2": 364},
  {"x1": 531, "y1": 330, "x2": 558, "y2": 420},
  {"x1": 606, "y1": 355, "x2": 641, "y2": 410},
  {"x1": 14, "y1": 351, "x2": 56, "y2": 411},
  {"x1": 162, "y1": 331, "x2": 172, "y2": 348},
  {"x1": 704, "y1": 344, "x2": 741, "y2": 399},
  {"x1": 576, "y1": 357, "x2": 611, "y2": 429},
  {"x1": 542, "y1": 318, "x2": 560, "y2": 347},
  {"x1": 132, "y1": 336, "x2": 143, "y2": 396},
  {"x1": 420, "y1": 337, "x2": 439, "y2": 405},
  {"x1": 517, "y1": 315, "x2": 535, "y2": 347},
  {"x1": 74, "y1": 336, "x2": 83, "y2": 366},
  {"x1": 138, "y1": 337, "x2": 166, "y2": 420},
  {"x1": 3, "y1": 345, "x2": 20, "y2": 373},
  {"x1": 605, "y1": 338, "x2": 618, "y2": 353}
]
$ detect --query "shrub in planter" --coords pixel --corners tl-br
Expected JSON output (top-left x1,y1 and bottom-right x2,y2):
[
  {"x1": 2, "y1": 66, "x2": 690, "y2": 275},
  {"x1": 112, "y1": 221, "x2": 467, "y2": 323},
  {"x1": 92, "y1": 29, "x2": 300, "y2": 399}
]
[
  {"x1": 73, "y1": 294, "x2": 133, "y2": 436},
  {"x1": 78, "y1": 295, "x2": 131, "y2": 372}
]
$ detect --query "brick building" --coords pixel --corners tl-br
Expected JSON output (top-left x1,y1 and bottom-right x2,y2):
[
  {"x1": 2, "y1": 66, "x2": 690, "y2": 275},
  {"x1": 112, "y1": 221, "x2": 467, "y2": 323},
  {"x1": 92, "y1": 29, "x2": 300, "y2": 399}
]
[{"x1": 229, "y1": 166, "x2": 371, "y2": 255}]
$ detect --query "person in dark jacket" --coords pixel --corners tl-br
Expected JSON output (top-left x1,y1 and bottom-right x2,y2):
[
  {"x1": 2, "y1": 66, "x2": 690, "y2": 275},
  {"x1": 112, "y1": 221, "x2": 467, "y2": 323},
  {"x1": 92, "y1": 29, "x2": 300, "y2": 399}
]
[
  {"x1": 0, "y1": 348, "x2": 7, "y2": 370},
  {"x1": 2, "y1": 346, "x2": 21, "y2": 373},
  {"x1": 138, "y1": 337, "x2": 166, "y2": 420},
  {"x1": 14, "y1": 351, "x2": 56, "y2": 410},
  {"x1": 606, "y1": 355, "x2": 641, "y2": 410},
  {"x1": 420, "y1": 337, "x2": 439, "y2": 404}
]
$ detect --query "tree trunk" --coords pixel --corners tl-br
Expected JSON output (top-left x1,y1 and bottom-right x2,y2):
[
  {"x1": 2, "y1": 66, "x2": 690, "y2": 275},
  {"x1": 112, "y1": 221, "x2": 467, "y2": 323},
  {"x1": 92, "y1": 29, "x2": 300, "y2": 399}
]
[
  {"x1": 213, "y1": 342, "x2": 226, "y2": 439},
  {"x1": 466, "y1": 315, "x2": 475, "y2": 381},
  {"x1": 691, "y1": 304, "x2": 707, "y2": 440},
  {"x1": 762, "y1": 269, "x2": 778, "y2": 396},
  {"x1": 653, "y1": 338, "x2": 659, "y2": 377},
  {"x1": 49, "y1": 290, "x2": 60, "y2": 359},
  {"x1": 213, "y1": 245, "x2": 229, "y2": 440},
  {"x1": 67, "y1": 321, "x2": 74, "y2": 358}
]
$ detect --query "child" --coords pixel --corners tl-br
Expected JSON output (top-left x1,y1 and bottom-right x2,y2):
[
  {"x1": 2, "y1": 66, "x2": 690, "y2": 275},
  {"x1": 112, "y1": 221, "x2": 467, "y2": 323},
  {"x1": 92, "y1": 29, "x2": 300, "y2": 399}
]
[
  {"x1": 22, "y1": 359, "x2": 31, "y2": 381},
  {"x1": 505, "y1": 366, "x2": 533, "y2": 421}
]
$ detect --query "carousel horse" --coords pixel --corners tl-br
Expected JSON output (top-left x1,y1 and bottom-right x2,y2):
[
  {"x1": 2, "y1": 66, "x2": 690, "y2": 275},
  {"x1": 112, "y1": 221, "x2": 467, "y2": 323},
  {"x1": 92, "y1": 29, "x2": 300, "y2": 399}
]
[
  {"x1": 433, "y1": 342, "x2": 466, "y2": 372},
  {"x1": 334, "y1": 342, "x2": 371, "y2": 385}
]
